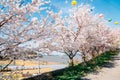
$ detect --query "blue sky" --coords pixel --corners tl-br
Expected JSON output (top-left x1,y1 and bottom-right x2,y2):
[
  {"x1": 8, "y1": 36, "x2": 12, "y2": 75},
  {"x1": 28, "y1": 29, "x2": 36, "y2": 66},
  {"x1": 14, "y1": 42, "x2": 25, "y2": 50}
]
[
  {"x1": 1, "y1": 0, "x2": 120, "y2": 27},
  {"x1": 50, "y1": 0, "x2": 120, "y2": 27}
]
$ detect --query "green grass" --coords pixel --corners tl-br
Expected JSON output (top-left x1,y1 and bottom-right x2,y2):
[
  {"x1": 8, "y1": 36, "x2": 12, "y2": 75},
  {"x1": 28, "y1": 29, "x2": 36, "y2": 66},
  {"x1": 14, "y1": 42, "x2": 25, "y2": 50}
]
[{"x1": 53, "y1": 50, "x2": 119, "y2": 80}]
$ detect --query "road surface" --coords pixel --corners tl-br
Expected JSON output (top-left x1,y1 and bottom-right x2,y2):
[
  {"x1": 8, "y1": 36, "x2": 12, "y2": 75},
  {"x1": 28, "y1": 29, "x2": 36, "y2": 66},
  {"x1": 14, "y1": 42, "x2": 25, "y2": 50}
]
[{"x1": 82, "y1": 53, "x2": 120, "y2": 80}]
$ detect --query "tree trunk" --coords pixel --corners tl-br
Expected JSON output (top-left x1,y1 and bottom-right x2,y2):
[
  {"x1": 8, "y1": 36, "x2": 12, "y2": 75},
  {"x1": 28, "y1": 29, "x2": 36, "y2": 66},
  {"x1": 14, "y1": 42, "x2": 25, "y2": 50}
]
[
  {"x1": 13, "y1": 59, "x2": 16, "y2": 65},
  {"x1": 0, "y1": 59, "x2": 13, "y2": 72},
  {"x1": 65, "y1": 51, "x2": 78, "y2": 67},
  {"x1": 82, "y1": 52, "x2": 87, "y2": 65},
  {"x1": 69, "y1": 57, "x2": 74, "y2": 67}
]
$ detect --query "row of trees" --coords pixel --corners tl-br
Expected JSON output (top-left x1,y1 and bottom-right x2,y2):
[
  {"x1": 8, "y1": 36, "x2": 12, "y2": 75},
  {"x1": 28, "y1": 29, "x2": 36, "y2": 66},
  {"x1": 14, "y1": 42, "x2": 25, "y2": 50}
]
[
  {"x1": 38, "y1": 5, "x2": 120, "y2": 66},
  {"x1": 0, "y1": 0, "x2": 120, "y2": 69}
]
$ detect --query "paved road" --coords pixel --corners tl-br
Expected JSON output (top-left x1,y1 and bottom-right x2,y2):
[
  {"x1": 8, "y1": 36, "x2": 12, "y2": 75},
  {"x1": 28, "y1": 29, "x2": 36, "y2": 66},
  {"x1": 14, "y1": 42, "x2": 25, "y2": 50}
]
[{"x1": 82, "y1": 53, "x2": 120, "y2": 80}]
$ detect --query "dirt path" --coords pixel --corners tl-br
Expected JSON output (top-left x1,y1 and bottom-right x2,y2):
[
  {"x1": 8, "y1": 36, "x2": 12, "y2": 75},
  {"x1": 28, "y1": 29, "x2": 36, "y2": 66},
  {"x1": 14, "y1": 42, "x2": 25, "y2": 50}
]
[{"x1": 83, "y1": 53, "x2": 120, "y2": 80}]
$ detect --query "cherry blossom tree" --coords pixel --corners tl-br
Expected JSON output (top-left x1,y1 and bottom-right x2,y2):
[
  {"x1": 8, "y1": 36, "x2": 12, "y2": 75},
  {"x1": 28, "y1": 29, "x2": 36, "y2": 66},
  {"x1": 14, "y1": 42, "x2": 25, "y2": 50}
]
[
  {"x1": 37, "y1": 5, "x2": 92, "y2": 66},
  {"x1": 0, "y1": 0, "x2": 50, "y2": 51},
  {"x1": 0, "y1": 0, "x2": 52, "y2": 53}
]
